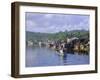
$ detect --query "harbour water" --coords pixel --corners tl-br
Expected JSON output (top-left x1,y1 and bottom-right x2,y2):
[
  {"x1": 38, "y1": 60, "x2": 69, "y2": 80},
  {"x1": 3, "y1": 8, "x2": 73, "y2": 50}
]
[{"x1": 26, "y1": 46, "x2": 89, "y2": 67}]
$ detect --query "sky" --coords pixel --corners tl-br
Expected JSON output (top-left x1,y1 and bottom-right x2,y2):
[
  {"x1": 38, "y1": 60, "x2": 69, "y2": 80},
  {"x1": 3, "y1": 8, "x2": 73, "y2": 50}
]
[{"x1": 25, "y1": 12, "x2": 89, "y2": 33}]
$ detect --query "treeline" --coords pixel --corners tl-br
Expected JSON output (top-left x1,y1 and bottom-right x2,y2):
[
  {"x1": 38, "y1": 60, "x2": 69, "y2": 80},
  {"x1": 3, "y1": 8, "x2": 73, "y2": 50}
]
[{"x1": 26, "y1": 30, "x2": 89, "y2": 42}]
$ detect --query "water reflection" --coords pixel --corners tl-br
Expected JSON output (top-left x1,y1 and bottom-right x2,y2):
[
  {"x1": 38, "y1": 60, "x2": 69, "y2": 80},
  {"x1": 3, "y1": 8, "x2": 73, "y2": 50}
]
[
  {"x1": 62, "y1": 54, "x2": 67, "y2": 65},
  {"x1": 26, "y1": 46, "x2": 89, "y2": 67}
]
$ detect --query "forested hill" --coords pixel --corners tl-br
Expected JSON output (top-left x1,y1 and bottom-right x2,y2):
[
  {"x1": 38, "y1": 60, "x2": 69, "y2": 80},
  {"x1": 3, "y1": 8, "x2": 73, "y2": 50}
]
[{"x1": 26, "y1": 30, "x2": 89, "y2": 42}]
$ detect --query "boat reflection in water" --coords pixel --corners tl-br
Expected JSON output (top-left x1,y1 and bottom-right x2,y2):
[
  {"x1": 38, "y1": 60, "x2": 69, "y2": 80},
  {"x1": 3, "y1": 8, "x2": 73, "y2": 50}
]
[{"x1": 26, "y1": 46, "x2": 89, "y2": 67}]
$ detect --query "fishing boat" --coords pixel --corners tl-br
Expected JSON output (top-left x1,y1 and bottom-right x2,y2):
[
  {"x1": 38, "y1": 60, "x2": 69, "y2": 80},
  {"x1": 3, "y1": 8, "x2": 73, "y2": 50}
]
[{"x1": 58, "y1": 49, "x2": 64, "y2": 56}]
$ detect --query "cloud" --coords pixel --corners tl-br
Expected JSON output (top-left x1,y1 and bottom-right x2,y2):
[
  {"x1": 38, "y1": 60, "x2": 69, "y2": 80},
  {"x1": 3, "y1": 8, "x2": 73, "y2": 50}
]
[
  {"x1": 44, "y1": 14, "x2": 54, "y2": 19},
  {"x1": 26, "y1": 20, "x2": 37, "y2": 31},
  {"x1": 26, "y1": 12, "x2": 89, "y2": 33},
  {"x1": 26, "y1": 20, "x2": 36, "y2": 27}
]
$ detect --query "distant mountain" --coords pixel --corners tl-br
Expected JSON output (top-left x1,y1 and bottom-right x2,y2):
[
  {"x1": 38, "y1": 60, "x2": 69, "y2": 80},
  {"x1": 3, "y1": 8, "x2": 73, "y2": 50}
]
[{"x1": 26, "y1": 30, "x2": 89, "y2": 42}]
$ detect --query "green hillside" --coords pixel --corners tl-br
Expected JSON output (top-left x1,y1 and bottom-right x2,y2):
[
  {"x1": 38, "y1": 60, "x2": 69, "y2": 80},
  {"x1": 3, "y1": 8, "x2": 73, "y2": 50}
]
[{"x1": 26, "y1": 30, "x2": 89, "y2": 42}]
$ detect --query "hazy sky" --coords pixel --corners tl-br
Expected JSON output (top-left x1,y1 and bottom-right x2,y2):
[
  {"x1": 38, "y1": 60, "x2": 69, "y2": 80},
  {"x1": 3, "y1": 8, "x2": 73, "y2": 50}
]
[{"x1": 26, "y1": 12, "x2": 89, "y2": 33}]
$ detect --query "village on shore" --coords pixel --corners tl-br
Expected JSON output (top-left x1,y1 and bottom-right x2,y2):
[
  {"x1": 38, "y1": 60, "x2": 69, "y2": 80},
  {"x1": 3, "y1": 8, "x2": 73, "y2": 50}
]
[{"x1": 26, "y1": 37, "x2": 89, "y2": 55}]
